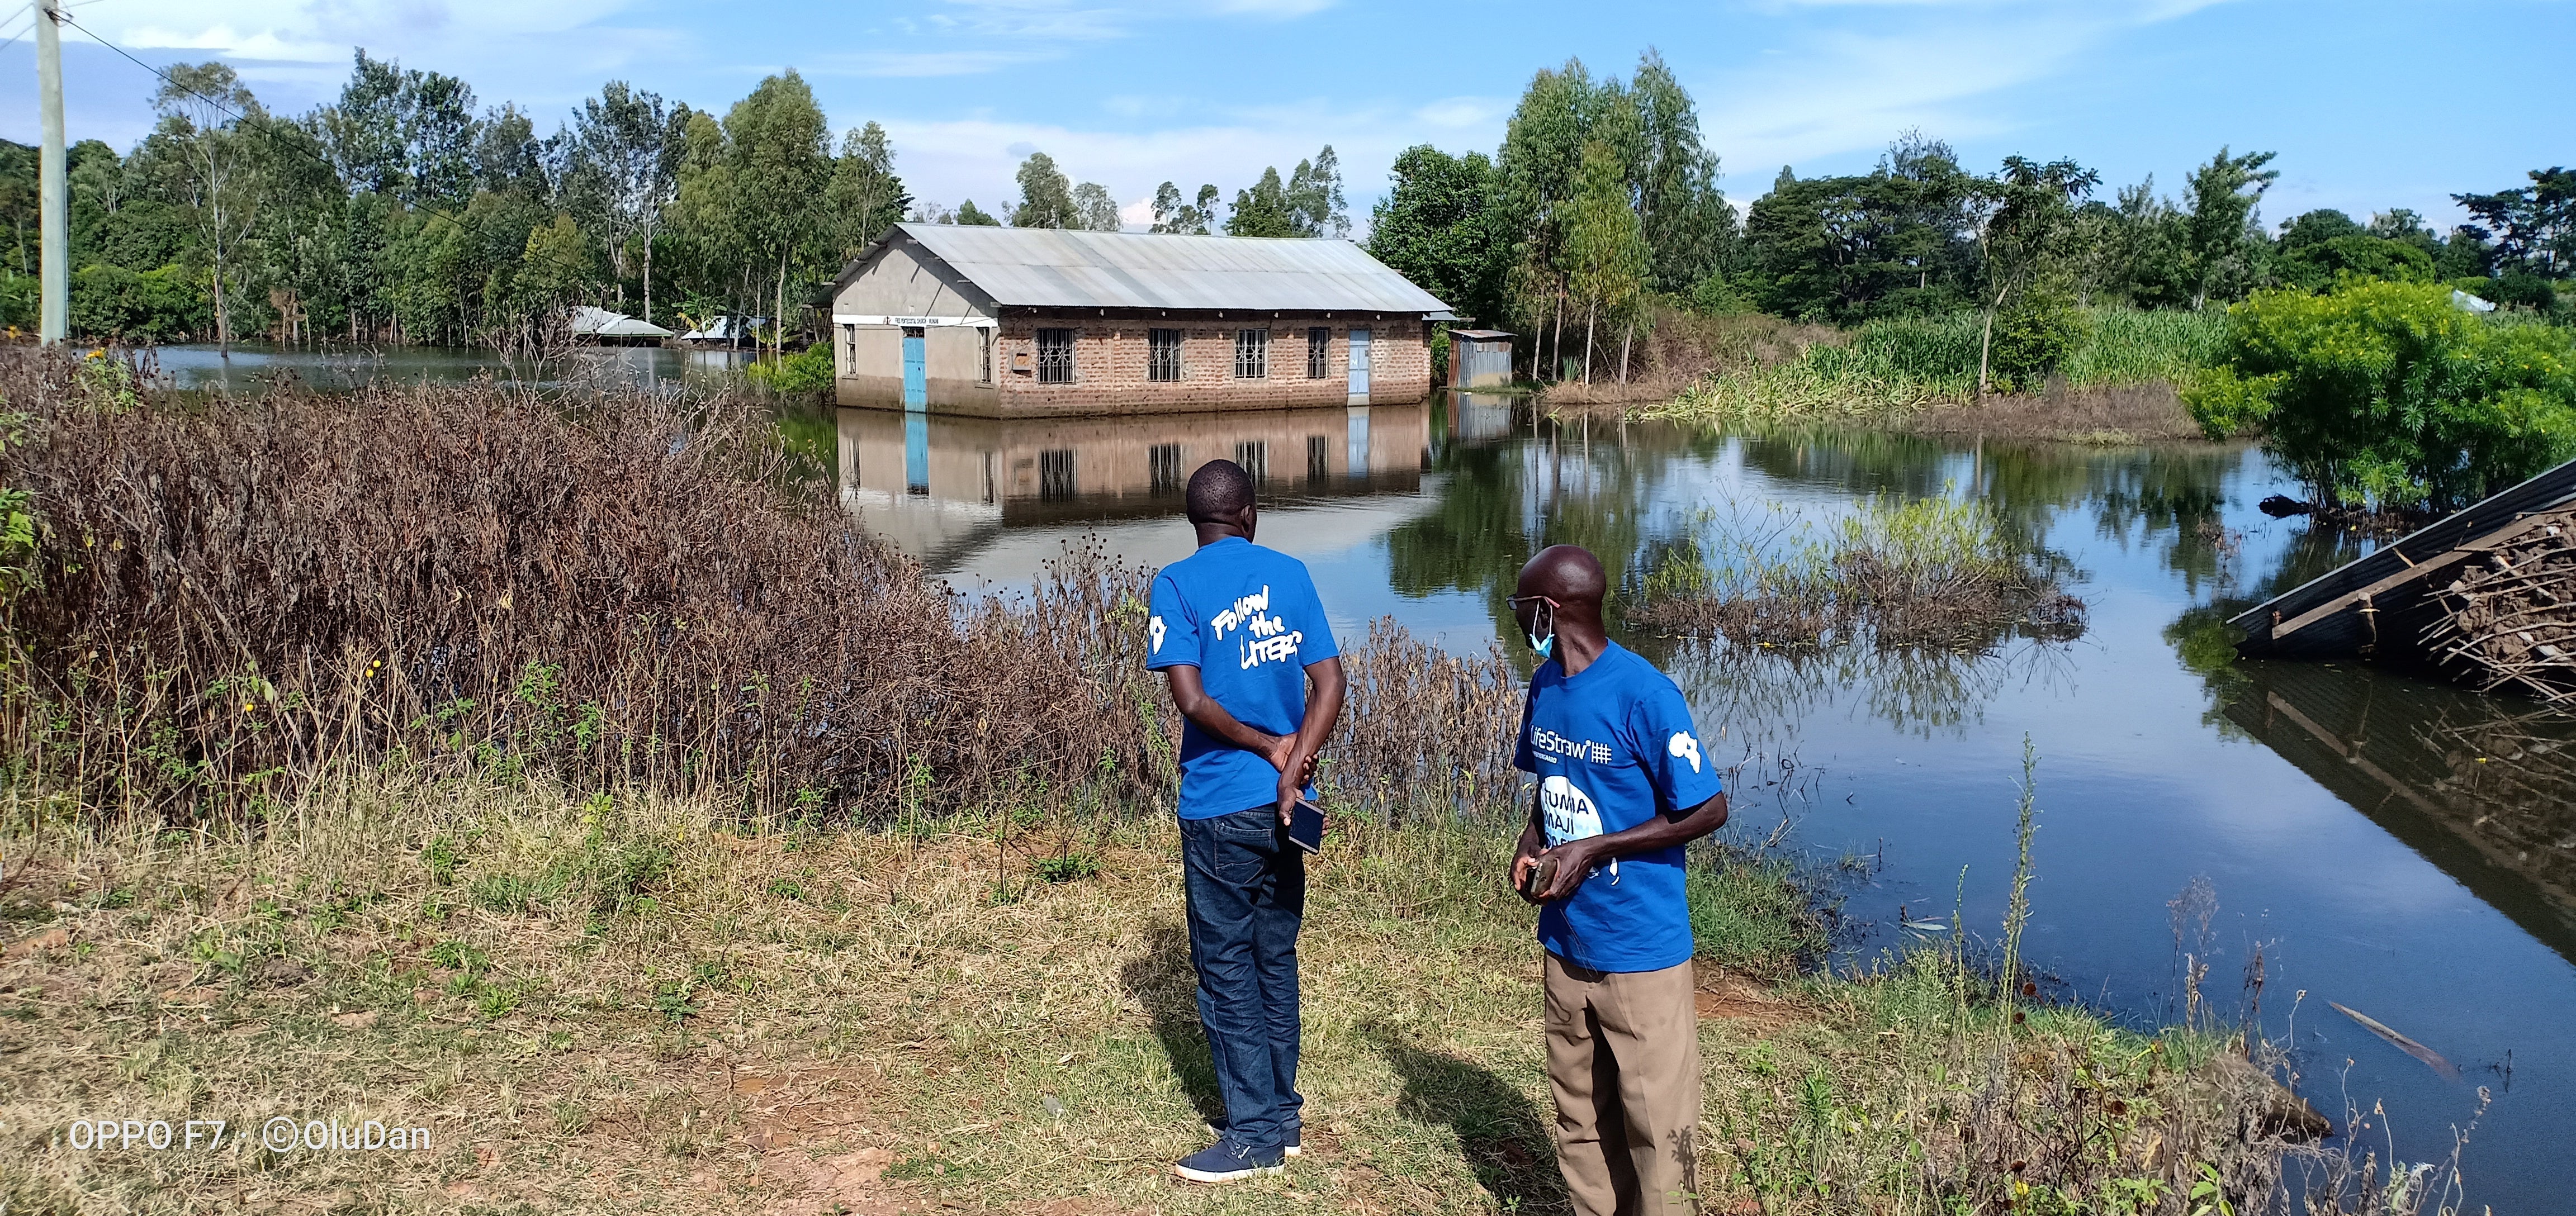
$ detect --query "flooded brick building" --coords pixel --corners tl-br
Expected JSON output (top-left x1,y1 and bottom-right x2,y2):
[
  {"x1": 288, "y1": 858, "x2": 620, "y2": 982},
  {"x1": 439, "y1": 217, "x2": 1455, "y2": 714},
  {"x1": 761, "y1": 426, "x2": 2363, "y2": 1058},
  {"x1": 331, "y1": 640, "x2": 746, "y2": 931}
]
[{"x1": 827, "y1": 224, "x2": 1455, "y2": 417}]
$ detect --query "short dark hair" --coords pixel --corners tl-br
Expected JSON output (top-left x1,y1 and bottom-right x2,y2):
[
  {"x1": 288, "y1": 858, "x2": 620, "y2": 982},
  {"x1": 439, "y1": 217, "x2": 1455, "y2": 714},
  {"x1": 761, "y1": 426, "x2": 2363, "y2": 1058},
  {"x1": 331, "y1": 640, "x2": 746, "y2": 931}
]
[{"x1": 1185, "y1": 459, "x2": 1254, "y2": 524}]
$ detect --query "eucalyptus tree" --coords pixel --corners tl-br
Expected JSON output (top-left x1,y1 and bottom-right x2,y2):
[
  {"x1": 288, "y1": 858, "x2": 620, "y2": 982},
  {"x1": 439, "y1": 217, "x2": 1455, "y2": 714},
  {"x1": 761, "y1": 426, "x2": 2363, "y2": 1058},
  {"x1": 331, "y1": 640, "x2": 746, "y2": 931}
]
[
  {"x1": 1626, "y1": 49, "x2": 1732, "y2": 296},
  {"x1": 144, "y1": 63, "x2": 266, "y2": 354},
  {"x1": 719, "y1": 71, "x2": 831, "y2": 355},
  {"x1": 1562, "y1": 140, "x2": 1650, "y2": 383},
  {"x1": 1495, "y1": 60, "x2": 1599, "y2": 376},
  {"x1": 1287, "y1": 146, "x2": 1348, "y2": 238},
  {"x1": 827, "y1": 121, "x2": 910, "y2": 255},
  {"x1": 1072, "y1": 182, "x2": 1121, "y2": 232},
  {"x1": 568, "y1": 82, "x2": 685, "y2": 318},
  {"x1": 1010, "y1": 153, "x2": 1078, "y2": 229},
  {"x1": 1150, "y1": 182, "x2": 1219, "y2": 234}
]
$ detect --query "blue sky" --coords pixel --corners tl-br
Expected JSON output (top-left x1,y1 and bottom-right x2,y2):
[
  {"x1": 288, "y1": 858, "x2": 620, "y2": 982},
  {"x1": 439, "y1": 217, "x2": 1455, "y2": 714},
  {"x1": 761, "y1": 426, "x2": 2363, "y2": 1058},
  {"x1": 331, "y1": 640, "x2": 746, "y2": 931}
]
[{"x1": 8, "y1": 0, "x2": 2569, "y2": 233}]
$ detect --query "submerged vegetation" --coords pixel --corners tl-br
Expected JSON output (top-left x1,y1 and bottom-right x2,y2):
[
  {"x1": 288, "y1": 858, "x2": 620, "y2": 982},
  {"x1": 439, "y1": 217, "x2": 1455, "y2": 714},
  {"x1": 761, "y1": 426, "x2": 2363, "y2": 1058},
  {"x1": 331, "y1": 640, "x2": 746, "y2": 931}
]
[{"x1": 1632, "y1": 493, "x2": 2085, "y2": 648}]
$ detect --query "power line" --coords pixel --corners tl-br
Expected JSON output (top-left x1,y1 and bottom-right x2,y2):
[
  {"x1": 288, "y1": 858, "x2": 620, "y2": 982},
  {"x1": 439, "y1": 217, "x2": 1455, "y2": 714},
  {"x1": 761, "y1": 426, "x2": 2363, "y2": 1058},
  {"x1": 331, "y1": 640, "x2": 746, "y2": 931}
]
[{"x1": 50, "y1": 11, "x2": 623, "y2": 302}]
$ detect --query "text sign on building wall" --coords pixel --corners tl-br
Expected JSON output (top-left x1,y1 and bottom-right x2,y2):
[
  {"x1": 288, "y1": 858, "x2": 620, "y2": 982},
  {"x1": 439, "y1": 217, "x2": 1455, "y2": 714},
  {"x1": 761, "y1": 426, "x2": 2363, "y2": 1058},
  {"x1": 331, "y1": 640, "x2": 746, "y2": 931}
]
[{"x1": 834, "y1": 314, "x2": 998, "y2": 329}]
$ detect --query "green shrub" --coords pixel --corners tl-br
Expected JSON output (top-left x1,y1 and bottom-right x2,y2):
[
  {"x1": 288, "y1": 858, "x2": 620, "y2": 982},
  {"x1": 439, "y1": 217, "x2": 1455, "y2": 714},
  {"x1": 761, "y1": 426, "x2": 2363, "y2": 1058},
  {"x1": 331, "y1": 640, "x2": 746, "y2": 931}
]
[
  {"x1": 1986, "y1": 285, "x2": 2091, "y2": 392},
  {"x1": 745, "y1": 342, "x2": 835, "y2": 396},
  {"x1": 2183, "y1": 279, "x2": 2576, "y2": 510}
]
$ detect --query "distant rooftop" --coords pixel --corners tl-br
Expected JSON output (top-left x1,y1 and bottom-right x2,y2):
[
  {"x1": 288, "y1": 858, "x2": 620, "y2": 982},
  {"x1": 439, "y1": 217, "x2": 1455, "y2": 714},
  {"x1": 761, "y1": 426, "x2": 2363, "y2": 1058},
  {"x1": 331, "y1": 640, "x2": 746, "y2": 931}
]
[{"x1": 841, "y1": 223, "x2": 1457, "y2": 317}]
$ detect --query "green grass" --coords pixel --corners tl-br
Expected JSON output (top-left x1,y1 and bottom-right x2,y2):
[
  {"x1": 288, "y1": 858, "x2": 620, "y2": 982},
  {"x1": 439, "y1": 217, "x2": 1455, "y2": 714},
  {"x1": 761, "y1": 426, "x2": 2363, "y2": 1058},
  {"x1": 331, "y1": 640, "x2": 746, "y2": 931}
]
[{"x1": 0, "y1": 766, "x2": 2359, "y2": 1215}]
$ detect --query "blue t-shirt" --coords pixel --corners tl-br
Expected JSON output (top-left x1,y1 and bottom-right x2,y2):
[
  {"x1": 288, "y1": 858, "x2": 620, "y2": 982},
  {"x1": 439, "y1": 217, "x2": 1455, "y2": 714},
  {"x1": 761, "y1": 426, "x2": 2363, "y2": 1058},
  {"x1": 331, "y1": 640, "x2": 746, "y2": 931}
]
[
  {"x1": 1513, "y1": 641, "x2": 1724, "y2": 973},
  {"x1": 1145, "y1": 538, "x2": 1341, "y2": 820}
]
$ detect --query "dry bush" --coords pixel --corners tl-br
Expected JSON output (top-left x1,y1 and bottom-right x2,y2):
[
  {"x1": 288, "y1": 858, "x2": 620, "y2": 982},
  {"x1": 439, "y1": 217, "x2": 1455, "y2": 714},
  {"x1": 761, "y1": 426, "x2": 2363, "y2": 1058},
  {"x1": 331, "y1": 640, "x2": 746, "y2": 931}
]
[
  {"x1": 1331, "y1": 619, "x2": 1521, "y2": 828},
  {"x1": 0, "y1": 348, "x2": 1173, "y2": 823}
]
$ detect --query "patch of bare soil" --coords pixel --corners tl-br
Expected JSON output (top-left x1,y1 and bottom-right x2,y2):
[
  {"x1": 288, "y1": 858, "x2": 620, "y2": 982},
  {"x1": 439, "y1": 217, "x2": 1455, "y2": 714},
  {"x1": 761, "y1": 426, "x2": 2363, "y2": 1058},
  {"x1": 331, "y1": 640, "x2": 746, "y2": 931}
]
[
  {"x1": 1694, "y1": 968, "x2": 1803, "y2": 1034},
  {"x1": 1907, "y1": 380, "x2": 2204, "y2": 443}
]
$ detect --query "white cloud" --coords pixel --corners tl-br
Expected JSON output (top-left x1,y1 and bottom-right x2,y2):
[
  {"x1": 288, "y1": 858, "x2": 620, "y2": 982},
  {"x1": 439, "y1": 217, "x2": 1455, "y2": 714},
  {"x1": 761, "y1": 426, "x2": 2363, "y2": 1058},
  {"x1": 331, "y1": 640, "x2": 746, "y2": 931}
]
[{"x1": 1690, "y1": 1, "x2": 2220, "y2": 178}]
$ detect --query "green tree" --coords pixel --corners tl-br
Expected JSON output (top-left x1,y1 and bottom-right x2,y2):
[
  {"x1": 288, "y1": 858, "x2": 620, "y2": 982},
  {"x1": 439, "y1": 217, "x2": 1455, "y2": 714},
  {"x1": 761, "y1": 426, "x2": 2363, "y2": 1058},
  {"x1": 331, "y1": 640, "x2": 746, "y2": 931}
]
[
  {"x1": 145, "y1": 63, "x2": 267, "y2": 353},
  {"x1": 956, "y1": 200, "x2": 1000, "y2": 226},
  {"x1": 828, "y1": 121, "x2": 911, "y2": 255},
  {"x1": 1971, "y1": 155, "x2": 2099, "y2": 393},
  {"x1": 2178, "y1": 147, "x2": 2277, "y2": 308},
  {"x1": 2183, "y1": 279, "x2": 2576, "y2": 510},
  {"x1": 567, "y1": 82, "x2": 686, "y2": 320},
  {"x1": 1226, "y1": 167, "x2": 1298, "y2": 237},
  {"x1": 1150, "y1": 182, "x2": 1219, "y2": 235},
  {"x1": 1562, "y1": 140, "x2": 1650, "y2": 383},
  {"x1": 721, "y1": 72, "x2": 831, "y2": 355},
  {"x1": 1741, "y1": 141, "x2": 1978, "y2": 325},
  {"x1": 1495, "y1": 60, "x2": 1602, "y2": 376},
  {"x1": 1367, "y1": 145, "x2": 1507, "y2": 326},
  {"x1": 2454, "y1": 167, "x2": 2574, "y2": 280},
  {"x1": 1072, "y1": 182, "x2": 1121, "y2": 232},
  {"x1": 1626, "y1": 49, "x2": 1734, "y2": 295},
  {"x1": 1010, "y1": 153, "x2": 1078, "y2": 229},
  {"x1": 1287, "y1": 146, "x2": 1348, "y2": 239}
]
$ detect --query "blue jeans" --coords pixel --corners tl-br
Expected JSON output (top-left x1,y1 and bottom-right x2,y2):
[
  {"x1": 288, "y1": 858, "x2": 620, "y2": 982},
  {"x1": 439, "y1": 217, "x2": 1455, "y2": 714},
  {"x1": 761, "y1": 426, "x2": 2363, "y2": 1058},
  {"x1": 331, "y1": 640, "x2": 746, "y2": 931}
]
[{"x1": 1180, "y1": 805, "x2": 1305, "y2": 1153}]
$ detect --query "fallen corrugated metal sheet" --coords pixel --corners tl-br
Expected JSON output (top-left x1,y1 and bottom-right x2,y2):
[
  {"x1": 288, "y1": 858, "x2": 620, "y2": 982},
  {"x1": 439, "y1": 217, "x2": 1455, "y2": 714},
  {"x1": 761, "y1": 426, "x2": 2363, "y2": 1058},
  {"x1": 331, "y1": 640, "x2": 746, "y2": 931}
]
[
  {"x1": 2231, "y1": 457, "x2": 2576, "y2": 662},
  {"x1": 569, "y1": 306, "x2": 675, "y2": 339},
  {"x1": 840, "y1": 223, "x2": 1455, "y2": 315}
]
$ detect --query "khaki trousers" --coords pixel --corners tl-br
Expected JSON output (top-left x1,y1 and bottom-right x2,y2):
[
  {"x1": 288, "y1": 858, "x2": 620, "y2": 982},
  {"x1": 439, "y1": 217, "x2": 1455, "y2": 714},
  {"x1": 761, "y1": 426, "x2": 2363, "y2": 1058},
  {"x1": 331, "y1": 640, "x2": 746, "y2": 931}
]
[{"x1": 1543, "y1": 952, "x2": 1702, "y2": 1216}]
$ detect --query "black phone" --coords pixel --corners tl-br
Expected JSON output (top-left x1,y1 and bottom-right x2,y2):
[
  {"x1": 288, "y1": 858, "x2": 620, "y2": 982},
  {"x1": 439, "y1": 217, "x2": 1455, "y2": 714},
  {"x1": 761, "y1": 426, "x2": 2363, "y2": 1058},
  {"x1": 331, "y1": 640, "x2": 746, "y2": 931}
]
[{"x1": 1287, "y1": 798, "x2": 1325, "y2": 854}]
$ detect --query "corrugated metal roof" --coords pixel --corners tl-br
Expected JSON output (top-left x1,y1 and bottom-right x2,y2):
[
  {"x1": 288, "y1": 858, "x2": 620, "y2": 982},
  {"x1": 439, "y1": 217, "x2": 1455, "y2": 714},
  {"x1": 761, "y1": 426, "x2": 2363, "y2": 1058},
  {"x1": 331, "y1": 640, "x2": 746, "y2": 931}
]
[
  {"x1": 852, "y1": 223, "x2": 1455, "y2": 316},
  {"x1": 569, "y1": 306, "x2": 676, "y2": 339}
]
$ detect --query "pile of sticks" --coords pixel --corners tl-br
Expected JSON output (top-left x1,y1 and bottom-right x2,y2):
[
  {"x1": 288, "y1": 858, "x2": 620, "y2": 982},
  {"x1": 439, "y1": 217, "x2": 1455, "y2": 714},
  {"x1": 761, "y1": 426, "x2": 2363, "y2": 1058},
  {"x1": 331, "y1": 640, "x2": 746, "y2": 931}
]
[{"x1": 2423, "y1": 508, "x2": 2576, "y2": 703}]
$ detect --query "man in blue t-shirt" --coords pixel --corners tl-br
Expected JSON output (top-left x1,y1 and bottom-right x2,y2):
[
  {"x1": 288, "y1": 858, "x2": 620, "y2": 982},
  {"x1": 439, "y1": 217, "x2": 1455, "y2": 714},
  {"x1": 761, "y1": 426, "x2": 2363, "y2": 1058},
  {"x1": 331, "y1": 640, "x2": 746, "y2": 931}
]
[
  {"x1": 1508, "y1": 544, "x2": 1728, "y2": 1216},
  {"x1": 1144, "y1": 459, "x2": 1346, "y2": 1185}
]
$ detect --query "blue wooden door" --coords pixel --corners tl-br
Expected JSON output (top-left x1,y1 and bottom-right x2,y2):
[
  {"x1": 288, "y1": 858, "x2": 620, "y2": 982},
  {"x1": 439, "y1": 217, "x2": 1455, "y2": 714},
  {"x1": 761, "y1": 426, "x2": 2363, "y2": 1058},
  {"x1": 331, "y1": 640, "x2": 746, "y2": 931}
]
[
  {"x1": 1347, "y1": 328, "x2": 1371, "y2": 400},
  {"x1": 902, "y1": 328, "x2": 927, "y2": 411}
]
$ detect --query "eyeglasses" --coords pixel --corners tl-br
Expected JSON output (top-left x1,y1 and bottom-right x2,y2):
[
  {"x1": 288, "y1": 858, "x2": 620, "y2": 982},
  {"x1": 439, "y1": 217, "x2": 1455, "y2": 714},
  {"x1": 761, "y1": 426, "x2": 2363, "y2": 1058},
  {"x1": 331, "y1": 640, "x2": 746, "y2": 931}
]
[{"x1": 1504, "y1": 595, "x2": 1560, "y2": 612}]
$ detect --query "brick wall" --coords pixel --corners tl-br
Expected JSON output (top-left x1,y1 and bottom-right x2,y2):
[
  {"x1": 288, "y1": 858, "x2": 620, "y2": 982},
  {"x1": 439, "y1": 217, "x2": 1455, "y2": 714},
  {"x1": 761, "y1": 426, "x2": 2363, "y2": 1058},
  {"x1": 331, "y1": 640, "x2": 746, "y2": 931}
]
[{"x1": 986, "y1": 314, "x2": 1431, "y2": 416}]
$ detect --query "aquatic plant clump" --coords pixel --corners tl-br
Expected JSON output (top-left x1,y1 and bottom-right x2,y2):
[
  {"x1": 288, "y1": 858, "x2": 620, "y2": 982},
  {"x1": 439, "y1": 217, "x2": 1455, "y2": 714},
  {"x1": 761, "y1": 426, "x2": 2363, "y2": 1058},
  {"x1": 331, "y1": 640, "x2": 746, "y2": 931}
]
[{"x1": 1631, "y1": 495, "x2": 2086, "y2": 649}]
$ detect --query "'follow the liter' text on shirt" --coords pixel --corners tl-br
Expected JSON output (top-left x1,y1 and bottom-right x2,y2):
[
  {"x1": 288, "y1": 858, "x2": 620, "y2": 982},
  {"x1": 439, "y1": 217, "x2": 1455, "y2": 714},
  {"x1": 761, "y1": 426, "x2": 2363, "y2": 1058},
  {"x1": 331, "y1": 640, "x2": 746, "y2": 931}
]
[{"x1": 1145, "y1": 537, "x2": 1341, "y2": 819}]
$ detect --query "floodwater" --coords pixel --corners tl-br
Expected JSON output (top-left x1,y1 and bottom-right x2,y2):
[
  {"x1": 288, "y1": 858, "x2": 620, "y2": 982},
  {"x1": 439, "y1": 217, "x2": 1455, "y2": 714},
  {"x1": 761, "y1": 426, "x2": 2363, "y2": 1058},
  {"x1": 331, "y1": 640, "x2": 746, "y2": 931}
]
[
  {"x1": 837, "y1": 395, "x2": 2575, "y2": 1205},
  {"x1": 148, "y1": 341, "x2": 757, "y2": 394}
]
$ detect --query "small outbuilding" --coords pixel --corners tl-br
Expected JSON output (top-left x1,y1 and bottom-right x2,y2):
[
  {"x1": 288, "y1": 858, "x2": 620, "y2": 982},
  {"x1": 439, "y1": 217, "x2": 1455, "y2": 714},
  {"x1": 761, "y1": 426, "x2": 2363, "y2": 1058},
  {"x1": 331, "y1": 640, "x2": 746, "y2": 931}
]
[
  {"x1": 827, "y1": 223, "x2": 1456, "y2": 416},
  {"x1": 1448, "y1": 329, "x2": 1516, "y2": 388}
]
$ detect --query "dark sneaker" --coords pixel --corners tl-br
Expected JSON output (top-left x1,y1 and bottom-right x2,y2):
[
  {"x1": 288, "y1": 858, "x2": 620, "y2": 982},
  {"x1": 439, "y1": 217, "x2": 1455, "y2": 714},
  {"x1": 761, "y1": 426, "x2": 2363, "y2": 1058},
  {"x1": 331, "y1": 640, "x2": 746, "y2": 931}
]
[
  {"x1": 1284, "y1": 1126, "x2": 1301, "y2": 1157},
  {"x1": 1172, "y1": 1139, "x2": 1285, "y2": 1184}
]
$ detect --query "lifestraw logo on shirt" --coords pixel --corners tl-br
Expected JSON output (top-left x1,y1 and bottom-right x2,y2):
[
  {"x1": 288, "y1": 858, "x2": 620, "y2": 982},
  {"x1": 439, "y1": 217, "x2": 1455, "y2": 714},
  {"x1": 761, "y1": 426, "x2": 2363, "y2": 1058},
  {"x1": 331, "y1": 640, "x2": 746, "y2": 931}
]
[
  {"x1": 1209, "y1": 585, "x2": 1304, "y2": 669},
  {"x1": 1530, "y1": 726, "x2": 1612, "y2": 764},
  {"x1": 1149, "y1": 615, "x2": 1167, "y2": 655},
  {"x1": 1668, "y1": 731, "x2": 1702, "y2": 773},
  {"x1": 1538, "y1": 775, "x2": 1604, "y2": 847}
]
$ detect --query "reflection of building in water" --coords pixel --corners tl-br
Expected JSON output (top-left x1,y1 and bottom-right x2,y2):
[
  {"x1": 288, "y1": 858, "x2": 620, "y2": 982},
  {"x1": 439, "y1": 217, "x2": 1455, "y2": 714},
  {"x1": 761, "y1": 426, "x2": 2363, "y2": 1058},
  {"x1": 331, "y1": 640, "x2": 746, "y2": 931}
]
[
  {"x1": 2225, "y1": 663, "x2": 2576, "y2": 965},
  {"x1": 839, "y1": 404, "x2": 1433, "y2": 562},
  {"x1": 1445, "y1": 391, "x2": 1519, "y2": 445}
]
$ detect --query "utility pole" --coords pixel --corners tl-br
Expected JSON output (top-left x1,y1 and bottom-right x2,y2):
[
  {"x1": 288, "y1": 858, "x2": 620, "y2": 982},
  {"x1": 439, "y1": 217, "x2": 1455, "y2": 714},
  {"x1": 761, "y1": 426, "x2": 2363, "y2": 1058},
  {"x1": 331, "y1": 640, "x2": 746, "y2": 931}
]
[{"x1": 36, "y1": 0, "x2": 68, "y2": 345}]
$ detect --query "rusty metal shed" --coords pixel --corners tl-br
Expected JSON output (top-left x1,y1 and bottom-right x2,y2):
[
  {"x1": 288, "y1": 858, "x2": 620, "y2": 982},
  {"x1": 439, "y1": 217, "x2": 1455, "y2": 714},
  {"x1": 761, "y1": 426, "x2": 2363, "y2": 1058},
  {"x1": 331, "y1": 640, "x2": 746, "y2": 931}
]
[{"x1": 1448, "y1": 329, "x2": 1514, "y2": 388}]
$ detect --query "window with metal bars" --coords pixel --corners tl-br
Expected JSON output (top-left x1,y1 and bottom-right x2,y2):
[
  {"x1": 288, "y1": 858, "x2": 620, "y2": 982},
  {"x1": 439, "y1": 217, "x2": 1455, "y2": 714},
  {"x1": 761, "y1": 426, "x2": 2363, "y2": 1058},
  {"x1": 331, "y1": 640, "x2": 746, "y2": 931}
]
[
  {"x1": 1040, "y1": 449, "x2": 1076, "y2": 500},
  {"x1": 1234, "y1": 329, "x2": 1268, "y2": 379},
  {"x1": 1149, "y1": 329, "x2": 1183, "y2": 382},
  {"x1": 1306, "y1": 327, "x2": 1329, "y2": 379},
  {"x1": 1036, "y1": 329, "x2": 1075, "y2": 383},
  {"x1": 978, "y1": 328, "x2": 994, "y2": 383},
  {"x1": 1149, "y1": 443, "x2": 1185, "y2": 493}
]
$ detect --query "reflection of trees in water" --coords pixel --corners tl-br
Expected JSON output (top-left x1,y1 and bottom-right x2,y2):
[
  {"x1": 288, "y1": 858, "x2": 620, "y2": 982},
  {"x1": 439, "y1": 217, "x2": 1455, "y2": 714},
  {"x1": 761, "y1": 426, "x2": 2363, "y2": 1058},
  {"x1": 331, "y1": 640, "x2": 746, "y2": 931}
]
[
  {"x1": 2165, "y1": 517, "x2": 2392, "y2": 730},
  {"x1": 1661, "y1": 636, "x2": 2081, "y2": 745}
]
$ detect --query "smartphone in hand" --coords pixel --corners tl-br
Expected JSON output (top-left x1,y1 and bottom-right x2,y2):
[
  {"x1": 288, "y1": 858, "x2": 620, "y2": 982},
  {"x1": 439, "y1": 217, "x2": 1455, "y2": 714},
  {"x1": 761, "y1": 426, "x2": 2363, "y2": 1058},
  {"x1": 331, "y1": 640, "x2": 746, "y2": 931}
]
[{"x1": 1288, "y1": 799, "x2": 1325, "y2": 854}]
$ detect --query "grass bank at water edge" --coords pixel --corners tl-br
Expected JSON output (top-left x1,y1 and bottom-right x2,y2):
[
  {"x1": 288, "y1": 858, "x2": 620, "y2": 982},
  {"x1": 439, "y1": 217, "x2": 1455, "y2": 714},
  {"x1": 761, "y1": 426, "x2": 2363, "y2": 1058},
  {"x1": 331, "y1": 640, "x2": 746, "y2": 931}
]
[{"x1": 0, "y1": 765, "x2": 2408, "y2": 1216}]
